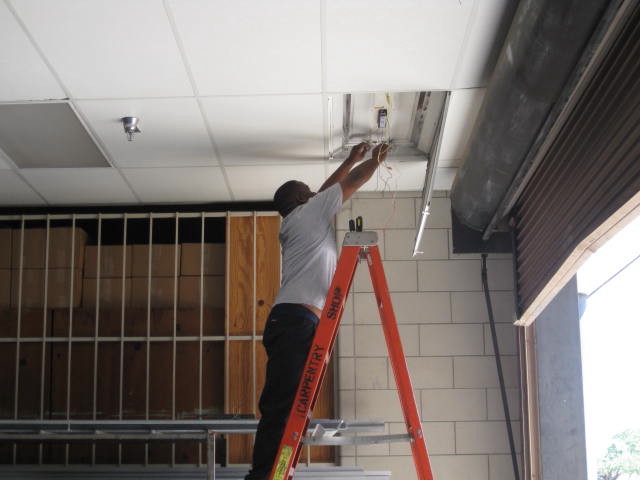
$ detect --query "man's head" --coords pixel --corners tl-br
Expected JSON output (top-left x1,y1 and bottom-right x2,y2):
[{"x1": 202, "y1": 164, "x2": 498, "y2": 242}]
[{"x1": 273, "y1": 180, "x2": 315, "y2": 217}]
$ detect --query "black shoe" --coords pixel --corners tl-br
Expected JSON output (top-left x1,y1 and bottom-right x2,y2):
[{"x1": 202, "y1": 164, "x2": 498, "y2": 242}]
[{"x1": 244, "y1": 473, "x2": 269, "y2": 480}]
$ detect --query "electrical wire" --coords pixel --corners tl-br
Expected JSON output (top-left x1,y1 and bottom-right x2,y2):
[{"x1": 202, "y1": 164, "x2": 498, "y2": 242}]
[{"x1": 481, "y1": 254, "x2": 520, "y2": 480}]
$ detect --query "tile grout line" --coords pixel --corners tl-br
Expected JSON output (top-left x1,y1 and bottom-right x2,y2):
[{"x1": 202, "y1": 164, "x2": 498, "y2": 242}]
[
  {"x1": 450, "y1": 0, "x2": 480, "y2": 90},
  {"x1": 319, "y1": 0, "x2": 330, "y2": 169}
]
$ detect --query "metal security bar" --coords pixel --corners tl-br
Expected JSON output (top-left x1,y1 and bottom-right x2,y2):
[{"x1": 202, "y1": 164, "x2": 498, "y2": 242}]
[{"x1": 0, "y1": 211, "x2": 278, "y2": 467}]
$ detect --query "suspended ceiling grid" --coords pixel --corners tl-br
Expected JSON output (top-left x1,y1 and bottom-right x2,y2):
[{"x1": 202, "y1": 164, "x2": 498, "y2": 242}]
[{"x1": 0, "y1": 0, "x2": 514, "y2": 206}]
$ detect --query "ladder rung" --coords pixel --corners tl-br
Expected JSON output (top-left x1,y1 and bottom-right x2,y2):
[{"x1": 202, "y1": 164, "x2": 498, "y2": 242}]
[{"x1": 302, "y1": 433, "x2": 411, "y2": 446}]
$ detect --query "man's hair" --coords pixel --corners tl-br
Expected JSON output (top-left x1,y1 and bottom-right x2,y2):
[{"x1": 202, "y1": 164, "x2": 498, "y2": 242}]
[{"x1": 273, "y1": 180, "x2": 301, "y2": 217}]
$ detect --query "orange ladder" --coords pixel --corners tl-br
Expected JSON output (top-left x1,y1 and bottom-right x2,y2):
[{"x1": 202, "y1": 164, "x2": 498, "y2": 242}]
[{"x1": 269, "y1": 222, "x2": 433, "y2": 480}]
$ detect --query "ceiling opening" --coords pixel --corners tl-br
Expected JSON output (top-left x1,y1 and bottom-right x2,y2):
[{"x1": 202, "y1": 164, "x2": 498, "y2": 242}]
[{"x1": 0, "y1": 102, "x2": 110, "y2": 168}]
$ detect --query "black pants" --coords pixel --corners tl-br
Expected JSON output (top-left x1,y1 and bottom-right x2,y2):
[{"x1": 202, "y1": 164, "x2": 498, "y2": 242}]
[{"x1": 245, "y1": 303, "x2": 318, "y2": 480}]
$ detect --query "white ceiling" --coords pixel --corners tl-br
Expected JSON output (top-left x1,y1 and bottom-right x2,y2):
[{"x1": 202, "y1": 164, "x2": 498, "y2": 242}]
[{"x1": 0, "y1": 0, "x2": 515, "y2": 206}]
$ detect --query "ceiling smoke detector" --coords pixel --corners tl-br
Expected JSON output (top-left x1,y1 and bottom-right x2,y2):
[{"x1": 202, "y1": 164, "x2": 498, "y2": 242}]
[{"x1": 121, "y1": 116, "x2": 141, "y2": 141}]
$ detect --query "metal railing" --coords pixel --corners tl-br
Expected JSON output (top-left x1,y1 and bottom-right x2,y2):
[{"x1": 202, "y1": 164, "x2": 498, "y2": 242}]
[{"x1": 0, "y1": 212, "x2": 277, "y2": 467}]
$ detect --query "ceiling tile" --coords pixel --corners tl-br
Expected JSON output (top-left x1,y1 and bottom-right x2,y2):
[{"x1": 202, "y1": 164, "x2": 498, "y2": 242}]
[
  {"x1": 452, "y1": 0, "x2": 517, "y2": 89},
  {"x1": 202, "y1": 95, "x2": 325, "y2": 165},
  {"x1": 168, "y1": 0, "x2": 321, "y2": 95},
  {"x1": 0, "y1": 3, "x2": 65, "y2": 101},
  {"x1": 0, "y1": 170, "x2": 45, "y2": 205},
  {"x1": 226, "y1": 164, "x2": 326, "y2": 201},
  {"x1": 439, "y1": 88, "x2": 485, "y2": 167},
  {"x1": 75, "y1": 98, "x2": 217, "y2": 167},
  {"x1": 10, "y1": 0, "x2": 192, "y2": 98},
  {"x1": 21, "y1": 168, "x2": 137, "y2": 205},
  {"x1": 123, "y1": 167, "x2": 231, "y2": 203},
  {"x1": 325, "y1": 0, "x2": 474, "y2": 92}
]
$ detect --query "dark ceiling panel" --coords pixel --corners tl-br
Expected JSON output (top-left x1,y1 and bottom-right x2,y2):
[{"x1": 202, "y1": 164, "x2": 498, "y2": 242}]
[{"x1": 0, "y1": 102, "x2": 109, "y2": 168}]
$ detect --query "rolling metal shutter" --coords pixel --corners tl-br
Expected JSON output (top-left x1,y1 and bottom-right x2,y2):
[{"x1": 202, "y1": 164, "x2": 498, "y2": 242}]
[{"x1": 513, "y1": 1, "x2": 640, "y2": 323}]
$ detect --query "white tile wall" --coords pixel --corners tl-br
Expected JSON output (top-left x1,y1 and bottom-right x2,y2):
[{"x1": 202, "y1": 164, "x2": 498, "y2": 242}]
[
  {"x1": 487, "y1": 388, "x2": 521, "y2": 421},
  {"x1": 341, "y1": 295, "x2": 354, "y2": 325},
  {"x1": 386, "y1": 228, "x2": 449, "y2": 260},
  {"x1": 339, "y1": 357, "x2": 355, "y2": 390},
  {"x1": 353, "y1": 324, "x2": 419, "y2": 357},
  {"x1": 422, "y1": 389, "x2": 486, "y2": 421},
  {"x1": 339, "y1": 390, "x2": 356, "y2": 419},
  {"x1": 418, "y1": 260, "x2": 483, "y2": 292},
  {"x1": 354, "y1": 260, "x2": 417, "y2": 293},
  {"x1": 406, "y1": 357, "x2": 453, "y2": 389},
  {"x1": 431, "y1": 455, "x2": 489, "y2": 480},
  {"x1": 355, "y1": 357, "x2": 389, "y2": 390},
  {"x1": 486, "y1": 259, "x2": 516, "y2": 291},
  {"x1": 351, "y1": 198, "x2": 416, "y2": 229},
  {"x1": 357, "y1": 455, "x2": 422, "y2": 480},
  {"x1": 453, "y1": 356, "x2": 519, "y2": 389},
  {"x1": 489, "y1": 454, "x2": 523, "y2": 480},
  {"x1": 354, "y1": 324, "x2": 387, "y2": 357},
  {"x1": 337, "y1": 192, "x2": 520, "y2": 480},
  {"x1": 420, "y1": 324, "x2": 484, "y2": 356},
  {"x1": 455, "y1": 421, "x2": 522, "y2": 454},
  {"x1": 338, "y1": 324, "x2": 354, "y2": 357},
  {"x1": 484, "y1": 323, "x2": 518, "y2": 355},
  {"x1": 353, "y1": 291, "x2": 451, "y2": 324},
  {"x1": 419, "y1": 196, "x2": 452, "y2": 229},
  {"x1": 451, "y1": 291, "x2": 515, "y2": 323},
  {"x1": 355, "y1": 390, "x2": 405, "y2": 423}
]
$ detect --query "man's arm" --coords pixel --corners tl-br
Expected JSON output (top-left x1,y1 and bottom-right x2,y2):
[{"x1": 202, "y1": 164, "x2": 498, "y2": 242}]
[
  {"x1": 318, "y1": 142, "x2": 370, "y2": 192},
  {"x1": 340, "y1": 143, "x2": 390, "y2": 202}
]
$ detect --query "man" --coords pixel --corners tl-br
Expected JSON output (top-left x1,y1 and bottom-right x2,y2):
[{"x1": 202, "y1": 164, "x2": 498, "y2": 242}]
[{"x1": 245, "y1": 142, "x2": 390, "y2": 480}]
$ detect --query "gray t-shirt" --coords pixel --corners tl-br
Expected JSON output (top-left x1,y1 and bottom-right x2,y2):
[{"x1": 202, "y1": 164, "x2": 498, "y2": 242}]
[{"x1": 273, "y1": 183, "x2": 343, "y2": 311}]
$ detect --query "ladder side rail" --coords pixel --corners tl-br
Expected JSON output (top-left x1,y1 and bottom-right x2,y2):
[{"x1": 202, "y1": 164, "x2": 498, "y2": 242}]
[
  {"x1": 269, "y1": 245, "x2": 361, "y2": 480},
  {"x1": 366, "y1": 246, "x2": 434, "y2": 480},
  {"x1": 289, "y1": 247, "x2": 361, "y2": 478}
]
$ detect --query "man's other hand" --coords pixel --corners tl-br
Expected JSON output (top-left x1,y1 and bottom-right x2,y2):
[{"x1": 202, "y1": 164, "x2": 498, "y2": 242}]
[
  {"x1": 348, "y1": 142, "x2": 370, "y2": 163},
  {"x1": 372, "y1": 143, "x2": 390, "y2": 163}
]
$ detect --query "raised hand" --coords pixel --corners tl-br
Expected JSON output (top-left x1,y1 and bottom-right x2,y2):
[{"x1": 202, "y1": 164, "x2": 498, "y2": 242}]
[
  {"x1": 372, "y1": 143, "x2": 391, "y2": 163},
  {"x1": 348, "y1": 142, "x2": 371, "y2": 163}
]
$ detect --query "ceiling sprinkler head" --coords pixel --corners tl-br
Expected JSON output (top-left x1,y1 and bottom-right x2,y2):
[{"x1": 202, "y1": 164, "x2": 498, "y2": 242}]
[{"x1": 121, "y1": 117, "x2": 141, "y2": 141}]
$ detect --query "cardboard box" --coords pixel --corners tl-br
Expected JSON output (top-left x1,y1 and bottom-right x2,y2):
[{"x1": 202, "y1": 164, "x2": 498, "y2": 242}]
[
  {"x1": 0, "y1": 308, "x2": 16, "y2": 337},
  {"x1": 0, "y1": 269, "x2": 9, "y2": 308},
  {"x1": 175, "y1": 307, "x2": 225, "y2": 336},
  {"x1": 84, "y1": 245, "x2": 132, "y2": 278},
  {"x1": 178, "y1": 276, "x2": 225, "y2": 309},
  {"x1": 82, "y1": 277, "x2": 132, "y2": 309},
  {"x1": 0, "y1": 229, "x2": 11, "y2": 268},
  {"x1": 130, "y1": 277, "x2": 178, "y2": 309},
  {"x1": 180, "y1": 243, "x2": 225, "y2": 276},
  {"x1": 131, "y1": 244, "x2": 181, "y2": 277},
  {"x1": 0, "y1": 308, "x2": 52, "y2": 337},
  {"x1": 11, "y1": 227, "x2": 87, "y2": 269},
  {"x1": 11, "y1": 268, "x2": 82, "y2": 309}
]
